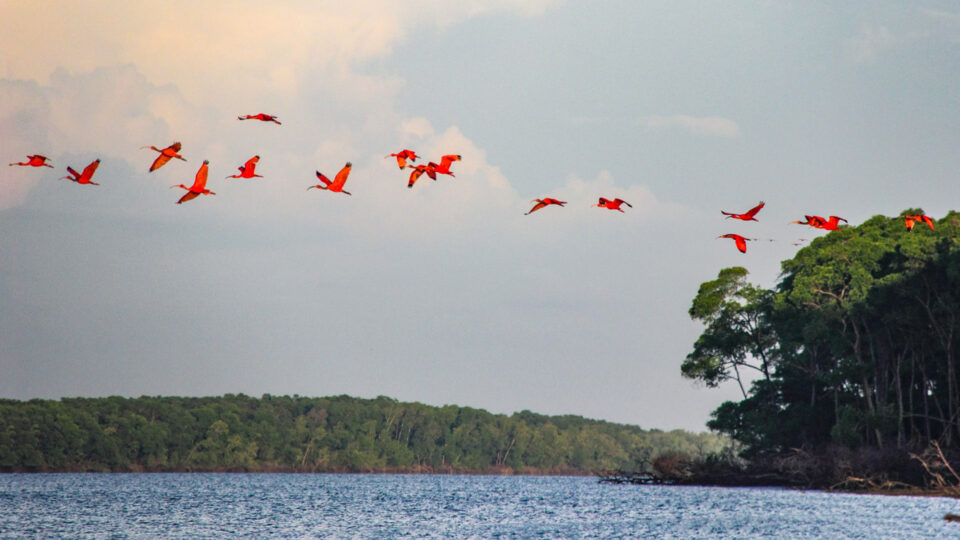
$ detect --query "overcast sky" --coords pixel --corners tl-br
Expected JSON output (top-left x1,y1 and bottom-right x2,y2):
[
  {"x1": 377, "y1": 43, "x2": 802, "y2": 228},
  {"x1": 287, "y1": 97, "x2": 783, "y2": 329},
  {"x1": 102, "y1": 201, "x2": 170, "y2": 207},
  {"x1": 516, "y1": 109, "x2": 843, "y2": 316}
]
[{"x1": 3, "y1": 1, "x2": 960, "y2": 431}]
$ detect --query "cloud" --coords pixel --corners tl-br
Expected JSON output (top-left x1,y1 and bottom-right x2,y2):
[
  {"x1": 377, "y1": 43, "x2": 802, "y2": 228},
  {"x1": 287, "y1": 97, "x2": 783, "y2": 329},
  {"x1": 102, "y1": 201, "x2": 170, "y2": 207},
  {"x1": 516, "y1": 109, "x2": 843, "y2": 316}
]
[
  {"x1": 0, "y1": 2, "x2": 559, "y2": 106},
  {"x1": 638, "y1": 115, "x2": 740, "y2": 138}
]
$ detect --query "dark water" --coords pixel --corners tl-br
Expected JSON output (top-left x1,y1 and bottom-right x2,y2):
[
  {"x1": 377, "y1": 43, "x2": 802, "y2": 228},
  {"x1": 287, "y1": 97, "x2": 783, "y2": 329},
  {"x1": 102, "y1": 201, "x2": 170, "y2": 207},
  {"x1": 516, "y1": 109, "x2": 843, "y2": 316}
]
[{"x1": 1, "y1": 474, "x2": 958, "y2": 538}]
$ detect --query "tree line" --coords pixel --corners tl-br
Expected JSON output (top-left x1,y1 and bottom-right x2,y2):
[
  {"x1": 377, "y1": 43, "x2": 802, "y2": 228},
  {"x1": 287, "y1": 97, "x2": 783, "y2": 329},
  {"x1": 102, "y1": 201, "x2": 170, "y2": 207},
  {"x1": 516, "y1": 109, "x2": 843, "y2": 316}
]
[
  {"x1": 685, "y1": 209, "x2": 960, "y2": 460},
  {"x1": 0, "y1": 394, "x2": 724, "y2": 473}
]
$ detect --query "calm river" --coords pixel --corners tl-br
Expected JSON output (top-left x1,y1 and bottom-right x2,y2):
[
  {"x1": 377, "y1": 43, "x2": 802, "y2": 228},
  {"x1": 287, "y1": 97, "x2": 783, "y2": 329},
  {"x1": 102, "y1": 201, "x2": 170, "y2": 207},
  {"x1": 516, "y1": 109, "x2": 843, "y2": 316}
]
[{"x1": 1, "y1": 474, "x2": 958, "y2": 538}]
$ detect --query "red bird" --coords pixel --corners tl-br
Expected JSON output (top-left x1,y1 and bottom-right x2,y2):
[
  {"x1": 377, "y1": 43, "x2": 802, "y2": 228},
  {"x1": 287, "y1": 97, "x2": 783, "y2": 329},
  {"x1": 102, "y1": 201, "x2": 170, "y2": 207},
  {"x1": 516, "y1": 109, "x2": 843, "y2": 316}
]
[
  {"x1": 596, "y1": 197, "x2": 632, "y2": 212},
  {"x1": 904, "y1": 214, "x2": 934, "y2": 230},
  {"x1": 226, "y1": 155, "x2": 262, "y2": 179},
  {"x1": 9, "y1": 154, "x2": 53, "y2": 168},
  {"x1": 386, "y1": 149, "x2": 419, "y2": 169},
  {"x1": 525, "y1": 198, "x2": 567, "y2": 215},
  {"x1": 141, "y1": 142, "x2": 186, "y2": 172},
  {"x1": 792, "y1": 215, "x2": 826, "y2": 227},
  {"x1": 817, "y1": 216, "x2": 847, "y2": 230},
  {"x1": 722, "y1": 201, "x2": 765, "y2": 221},
  {"x1": 406, "y1": 163, "x2": 437, "y2": 188},
  {"x1": 238, "y1": 113, "x2": 281, "y2": 125},
  {"x1": 792, "y1": 215, "x2": 846, "y2": 230},
  {"x1": 429, "y1": 154, "x2": 461, "y2": 177},
  {"x1": 172, "y1": 160, "x2": 215, "y2": 204},
  {"x1": 60, "y1": 159, "x2": 101, "y2": 185},
  {"x1": 309, "y1": 162, "x2": 353, "y2": 195},
  {"x1": 718, "y1": 233, "x2": 755, "y2": 253}
]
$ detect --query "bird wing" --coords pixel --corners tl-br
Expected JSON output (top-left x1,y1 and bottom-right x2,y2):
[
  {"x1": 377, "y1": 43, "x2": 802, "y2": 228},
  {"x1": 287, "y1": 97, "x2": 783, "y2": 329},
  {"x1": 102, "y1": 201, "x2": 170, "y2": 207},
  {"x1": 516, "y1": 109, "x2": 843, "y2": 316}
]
[
  {"x1": 331, "y1": 163, "x2": 352, "y2": 190},
  {"x1": 150, "y1": 153, "x2": 172, "y2": 172},
  {"x1": 923, "y1": 215, "x2": 935, "y2": 229},
  {"x1": 191, "y1": 161, "x2": 209, "y2": 190},
  {"x1": 744, "y1": 201, "x2": 765, "y2": 218},
  {"x1": 408, "y1": 167, "x2": 424, "y2": 187},
  {"x1": 315, "y1": 171, "x2": 332, "y2": 187},
  {"x1": 527, "y1": 200, "x2": 547, "y2": 214},
  {"x1": 734, "y1": 236, "x2": 747, "y2": 253},
  {"x1": 441, "y1": 154, "x2": 461, "y2": 167},
  {"x1": 616, "y1": 199, "x2": 632, "y2": 207},
  {"x1": 177, "y1": 190, "x2": 200, "y2": 204},
  {"x1": 244, "y1": 156, "x2": 259, "y2": 173},
  {"x1": 167, "y1": 142, "x2": 182, "y2": 153},
  {"x1": 80, "y1": 160, "x2": 100, "y2": 181}
]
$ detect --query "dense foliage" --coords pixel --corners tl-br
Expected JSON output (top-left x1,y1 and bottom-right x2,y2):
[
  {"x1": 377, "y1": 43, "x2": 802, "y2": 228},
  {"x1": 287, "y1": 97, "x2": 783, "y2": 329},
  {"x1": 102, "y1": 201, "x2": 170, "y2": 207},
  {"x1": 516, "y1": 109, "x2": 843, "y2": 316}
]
[
  {"x1": 0, "y1": 394, "x2": 723, "y2": 473},
  {"x1": 686, "y1": 210, "x2": 960, "y2": 458}
]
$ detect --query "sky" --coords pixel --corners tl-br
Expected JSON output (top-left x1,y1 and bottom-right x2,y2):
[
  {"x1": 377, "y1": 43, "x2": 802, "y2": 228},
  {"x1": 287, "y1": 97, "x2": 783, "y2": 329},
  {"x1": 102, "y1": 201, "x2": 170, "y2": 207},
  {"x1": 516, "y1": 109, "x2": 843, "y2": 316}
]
[{"x1": 3, "y1": 1, "x2": 960, "y2": 432}]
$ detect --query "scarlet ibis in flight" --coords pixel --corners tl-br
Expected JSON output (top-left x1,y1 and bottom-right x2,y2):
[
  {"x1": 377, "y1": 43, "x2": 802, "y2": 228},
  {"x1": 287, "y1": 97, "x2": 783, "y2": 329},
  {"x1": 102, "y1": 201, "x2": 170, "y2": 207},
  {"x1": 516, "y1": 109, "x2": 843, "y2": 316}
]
[
  {"x1": 59, "y1": 159, "x2": 101, "y2": 185},
  {"x1": 791, "y1": 215, "x2": 826, "y2": 227},
  {"x1": 141, "y1": 142, "x2": 186, "y2": 172},
  {"x1": 309, "y1": 162, "x2": 352, "y2": 195},
  {"x1": 792, "y1": 215, "x2": 846, "y2": 230},
  {"x1": 717, "y1": 234, "x2": 755, "y2": 253},
  {"x1": 238, "y1": 113, "x2": 281, "y2": 124},
  {"x1": 816, "y1": 216, "x2": 847, "y2": 230},
  {"x1": 226, "y1": 155, "x2": 262, "y2": 179},
  {"x1": 172, "y1": 160, "x2": 215, "y2": 204},
  {"x1": 525, "y1": 198, "x2": 567, "y2": 215},
  {"x1": 406, "y1": 163, "x2": 437, "y2": 188},
  {"x1": 722, "y1": 201, "x2": 764, "y2": 221},
  {"x1": 386, "y1": 149, "x2": 419, "y2": 169},
  {"x1": 429, "y1": 154, "x2": 461, "y2": 177},
  {"x1": 904, "y1": 214, "x2": 934, "y2": 230},
  {"x1": 596, "y1": 198, "x2": 632, "y2": 212},
  {"x1": 9, "y1": 155, "x2": 53, "y2": 168}
]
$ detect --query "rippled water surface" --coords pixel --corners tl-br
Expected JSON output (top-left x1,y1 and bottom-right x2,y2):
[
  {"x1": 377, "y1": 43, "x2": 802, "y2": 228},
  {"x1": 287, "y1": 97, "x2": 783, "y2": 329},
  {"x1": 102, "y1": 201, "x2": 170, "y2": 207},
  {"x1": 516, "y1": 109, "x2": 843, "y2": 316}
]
[{"x1": 1, "y1": 474, "x2": 959, "y2": 538}]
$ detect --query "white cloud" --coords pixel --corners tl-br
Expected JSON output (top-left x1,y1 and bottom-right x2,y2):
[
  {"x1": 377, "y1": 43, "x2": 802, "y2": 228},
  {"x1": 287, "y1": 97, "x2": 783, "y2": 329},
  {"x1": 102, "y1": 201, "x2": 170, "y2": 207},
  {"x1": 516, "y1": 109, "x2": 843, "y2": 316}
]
[
  {"x1": 638, "y1": 115, "x2": 741, "y2": 138},
  {"x1": 0, "y1": 2, "x2": 560, "y2": 106}
]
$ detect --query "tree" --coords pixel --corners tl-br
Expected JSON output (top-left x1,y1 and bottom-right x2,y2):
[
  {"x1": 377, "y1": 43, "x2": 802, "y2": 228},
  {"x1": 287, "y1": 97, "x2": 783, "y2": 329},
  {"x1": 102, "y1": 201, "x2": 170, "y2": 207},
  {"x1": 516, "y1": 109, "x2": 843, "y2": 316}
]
[{"x1": 683, "y1": 266, "x2": 776, "y2": 398}]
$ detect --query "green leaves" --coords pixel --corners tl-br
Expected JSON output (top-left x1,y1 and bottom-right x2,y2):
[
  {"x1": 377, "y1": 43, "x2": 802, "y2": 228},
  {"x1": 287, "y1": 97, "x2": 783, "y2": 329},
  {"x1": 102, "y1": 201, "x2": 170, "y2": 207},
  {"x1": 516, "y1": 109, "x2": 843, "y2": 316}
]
[{"x1": 689, "y1": 208, "x2": 960, "y2": 456}]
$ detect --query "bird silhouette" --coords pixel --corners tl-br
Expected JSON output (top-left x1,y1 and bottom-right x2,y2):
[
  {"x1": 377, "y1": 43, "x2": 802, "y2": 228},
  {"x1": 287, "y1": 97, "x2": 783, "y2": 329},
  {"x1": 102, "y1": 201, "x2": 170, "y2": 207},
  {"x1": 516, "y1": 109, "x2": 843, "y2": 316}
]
[
  {"x1": 226, "y1": 155, "x2": 262, "y2": 179},
  {"x1": 60, "y1": 159, "x2": 101, "y2": 185},
  {"x1": 526, "y1": 198, "x2": 567, "y2": 215},
  {"x1": 386, "y1": 149, "x2": 419, "y2": 169},
  {"x1": 718, "y1": 233, "x2": 755, "y2": 253},
  {"x1": 238, "y1": 113, "x2": 281, "y2": 124},
  {"x1": 172, "y1": 160, "x2": 215, "y2": 204},
  {"x1": 596, "y1": 198, "x2": 632, "y2": 212},
  {"x1": 9, "y1": 155, "x2": 53, "y2": 168},
  {"x1": 722, "y1": 201, "x2": 765, "y2": 221},
  {"x1": 309, "y1": 162, "x2": 353, "y2": 195}
]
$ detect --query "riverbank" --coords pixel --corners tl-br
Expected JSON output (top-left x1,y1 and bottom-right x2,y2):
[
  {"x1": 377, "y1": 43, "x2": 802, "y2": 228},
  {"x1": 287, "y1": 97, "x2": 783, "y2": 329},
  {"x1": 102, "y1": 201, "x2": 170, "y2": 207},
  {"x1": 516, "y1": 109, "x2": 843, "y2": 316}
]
[{"x1": 598, "y1": 444, "x2": 960, "y2": 499}]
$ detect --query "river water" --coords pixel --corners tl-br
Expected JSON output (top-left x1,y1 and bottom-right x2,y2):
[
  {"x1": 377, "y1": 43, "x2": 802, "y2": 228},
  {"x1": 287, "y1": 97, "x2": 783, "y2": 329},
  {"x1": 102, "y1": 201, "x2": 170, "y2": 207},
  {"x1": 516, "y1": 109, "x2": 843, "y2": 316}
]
[{"x1": 1, "y1": 474, "x2": 957, "y2": 538}]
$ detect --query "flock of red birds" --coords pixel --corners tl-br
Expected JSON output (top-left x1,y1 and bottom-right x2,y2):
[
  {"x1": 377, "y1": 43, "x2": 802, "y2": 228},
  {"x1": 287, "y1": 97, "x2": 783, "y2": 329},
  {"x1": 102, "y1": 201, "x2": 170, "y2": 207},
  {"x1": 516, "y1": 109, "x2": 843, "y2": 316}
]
[
  {"x1": 716, "y1": 200, "x2": 934, "y2": 253},
  {"x1": 8, "y1": 112, "x2": 936, "y2": 251},
  {"x1": 8, "y1": 112, "x2": 636, "y2": 213}
]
